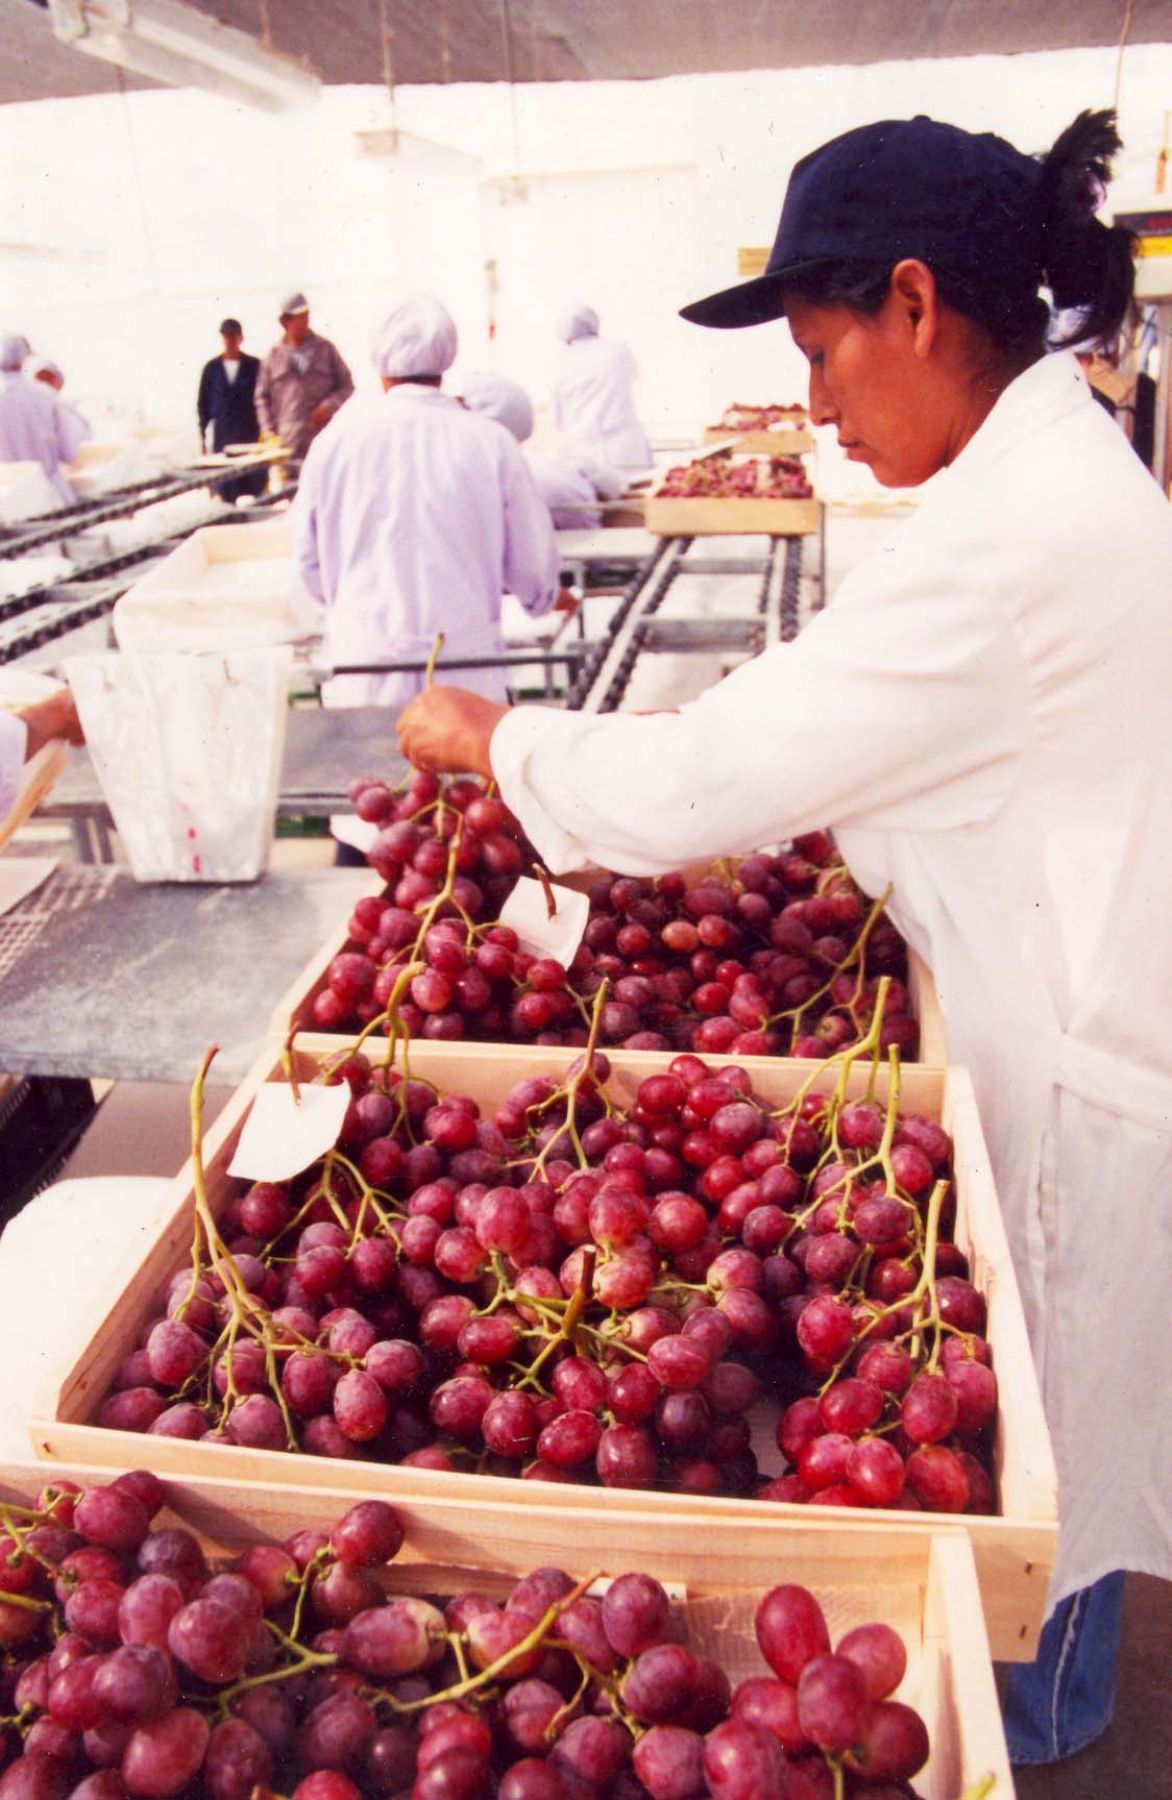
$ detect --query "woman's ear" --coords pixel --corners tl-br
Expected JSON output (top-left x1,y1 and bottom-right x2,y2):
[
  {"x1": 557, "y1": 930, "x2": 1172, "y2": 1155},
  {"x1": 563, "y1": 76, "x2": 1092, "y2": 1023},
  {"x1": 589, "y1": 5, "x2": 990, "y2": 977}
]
[{"x1": 888, "y1": 259, "x2": 940, "y2": 358}]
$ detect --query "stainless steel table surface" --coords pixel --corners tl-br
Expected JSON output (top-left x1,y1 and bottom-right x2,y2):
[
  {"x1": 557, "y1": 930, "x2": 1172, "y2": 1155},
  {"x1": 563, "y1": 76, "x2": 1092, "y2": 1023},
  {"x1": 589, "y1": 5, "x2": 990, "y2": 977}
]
[{"x1": 0, "y1": 864, "x2": 378, "y2": 1085}]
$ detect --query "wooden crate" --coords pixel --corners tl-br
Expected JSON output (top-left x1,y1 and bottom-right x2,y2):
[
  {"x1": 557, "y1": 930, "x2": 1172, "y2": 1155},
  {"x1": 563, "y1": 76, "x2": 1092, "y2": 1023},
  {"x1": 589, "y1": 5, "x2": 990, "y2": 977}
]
[
  {"x1": 268, "y1": 914, "x2": 946, "y2": 1064},
  {"x1": 644, "y1": 494, "x2": 820, "y2": 537},
  {"x1": 702, "y1": 426, "x2": 815, "y2": 455},
  {"x1": 0, "y1": 1456, "x2": 1011, "y2": 1800},
  {"x1": 32, "y1": 1039, "x2": 1054, "y2": 1659}
]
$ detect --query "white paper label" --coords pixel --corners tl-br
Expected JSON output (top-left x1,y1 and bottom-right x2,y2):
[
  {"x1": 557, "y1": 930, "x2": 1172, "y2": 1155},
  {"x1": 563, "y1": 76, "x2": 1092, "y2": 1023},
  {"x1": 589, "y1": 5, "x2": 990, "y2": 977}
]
[
  {"x1": 228, "y1": 1081, "x2": 351, "y2": 1183},
  {"x1": 499, "y1": 876, "x2": 590, "y2": 965}
]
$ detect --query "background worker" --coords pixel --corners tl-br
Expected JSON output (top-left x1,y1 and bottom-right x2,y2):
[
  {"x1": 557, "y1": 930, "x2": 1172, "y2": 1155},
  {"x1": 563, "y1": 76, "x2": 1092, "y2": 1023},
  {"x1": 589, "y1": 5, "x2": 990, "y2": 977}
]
[
  {"x1": 196, "y1": 317, "x2": 265, "y2": 500},
  {"x1": 551, "y1": 304, "x2": 652, "y2": 470},
  {"x1": 460, "y1": 369, "x2": 625, "y2": 526},
  {"x1": 255, "y1": 291, "x2": 353, "y2": 462},
  {"x1": 294, "y1": 294, "x2": 565, "y2": 854},
  {"x1": 0, "y1": 331, "x2": 87, "y2": 504},
  {"x1": 25, "y1": 354, "x2": 91, "y2": 454}
]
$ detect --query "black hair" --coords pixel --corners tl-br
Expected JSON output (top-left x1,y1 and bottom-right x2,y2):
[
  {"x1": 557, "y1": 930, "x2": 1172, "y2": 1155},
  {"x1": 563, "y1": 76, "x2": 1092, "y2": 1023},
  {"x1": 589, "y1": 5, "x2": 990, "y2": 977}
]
[{"x1": 785, "y1": 110, "x2": 1134, "y2": 354}]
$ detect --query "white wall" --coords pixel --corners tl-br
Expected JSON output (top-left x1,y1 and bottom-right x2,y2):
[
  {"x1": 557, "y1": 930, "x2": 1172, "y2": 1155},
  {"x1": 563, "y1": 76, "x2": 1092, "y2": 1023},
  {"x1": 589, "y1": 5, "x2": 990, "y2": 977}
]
[{"x1": 0, "y1": 43, "x2": 1169, "y2": 439}]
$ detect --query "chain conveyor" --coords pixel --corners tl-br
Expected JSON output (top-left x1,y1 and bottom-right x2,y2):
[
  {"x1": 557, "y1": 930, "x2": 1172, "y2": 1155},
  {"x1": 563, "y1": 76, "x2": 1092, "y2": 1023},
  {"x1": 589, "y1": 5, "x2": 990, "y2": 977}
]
[
  {"x1": 0, "y1": 454, "x2": 281, "y2": 561},
  {"x1": 568, "y1": 533, "x2": 807, "y2": 713}
]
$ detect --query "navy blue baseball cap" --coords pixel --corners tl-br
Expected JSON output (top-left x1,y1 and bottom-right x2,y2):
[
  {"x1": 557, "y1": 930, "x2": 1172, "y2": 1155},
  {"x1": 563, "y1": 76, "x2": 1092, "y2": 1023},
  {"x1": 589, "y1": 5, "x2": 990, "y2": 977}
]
[{"x1": 681, "y1": 116, "x2": 1044, "y2": 328}]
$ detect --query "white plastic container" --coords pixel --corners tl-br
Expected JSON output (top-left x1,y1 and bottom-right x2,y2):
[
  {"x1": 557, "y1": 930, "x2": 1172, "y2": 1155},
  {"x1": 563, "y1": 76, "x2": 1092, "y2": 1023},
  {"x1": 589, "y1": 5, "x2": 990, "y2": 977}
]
[{"x1": 114, "y1": 519, "x2": 317, "y2": 652}]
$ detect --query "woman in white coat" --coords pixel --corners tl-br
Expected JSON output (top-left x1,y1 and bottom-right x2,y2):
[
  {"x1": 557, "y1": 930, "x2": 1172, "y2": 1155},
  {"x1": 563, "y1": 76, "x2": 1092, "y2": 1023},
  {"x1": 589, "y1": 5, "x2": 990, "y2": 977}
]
[
  {"x1": 551, "y1": 306, "x2": 652, "y2": 470},
  {"x1": 460, "y1": 370, "x2": 626, "y2": 527},
  {"x1": 401, "y1": 113, "x2": 1171, "y2": 1766}
]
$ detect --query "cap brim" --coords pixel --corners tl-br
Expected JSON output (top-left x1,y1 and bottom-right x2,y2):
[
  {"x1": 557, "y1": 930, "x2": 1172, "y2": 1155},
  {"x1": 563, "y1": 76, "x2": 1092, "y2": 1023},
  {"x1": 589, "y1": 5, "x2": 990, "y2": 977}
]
[{"x1": 679, "y1": 271, "x2": 790, "y2": 329}]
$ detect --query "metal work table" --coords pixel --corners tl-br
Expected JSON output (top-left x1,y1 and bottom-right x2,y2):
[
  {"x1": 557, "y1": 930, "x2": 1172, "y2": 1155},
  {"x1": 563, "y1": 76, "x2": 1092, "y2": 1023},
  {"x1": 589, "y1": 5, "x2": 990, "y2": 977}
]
[
  {"x1": 0, "y1": 865, "x2": 377, "y2": 1085},
  {"x1": 37, "y1": 705, "x2": 406, "y2": 862}
]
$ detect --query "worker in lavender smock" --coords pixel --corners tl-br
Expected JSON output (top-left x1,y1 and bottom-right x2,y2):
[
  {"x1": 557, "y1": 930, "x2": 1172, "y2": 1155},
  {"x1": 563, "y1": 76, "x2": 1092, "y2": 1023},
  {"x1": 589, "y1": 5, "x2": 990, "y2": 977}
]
[
  {"x1": 551, "y1": 305, "x2": 652, "y2": 470},
  {"x1": 460, "y1": 371, "x2": 625, "y2": 527},
  {"x1": 25, "y1": 356, "x2": 91, "y2": 448},
  {"x1": 294, "y1": 295, "x2": 565, "y2": 854},
  {"x1": 0, "y1": 333, "x2": 88, "y2": 504}
]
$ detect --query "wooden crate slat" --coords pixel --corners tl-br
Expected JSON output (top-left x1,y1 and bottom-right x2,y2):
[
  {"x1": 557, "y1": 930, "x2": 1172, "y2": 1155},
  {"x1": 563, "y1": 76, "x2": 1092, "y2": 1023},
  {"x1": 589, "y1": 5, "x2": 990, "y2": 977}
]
[{"x1": 644, "y1": 494, "x2": 820, "y2": 536}]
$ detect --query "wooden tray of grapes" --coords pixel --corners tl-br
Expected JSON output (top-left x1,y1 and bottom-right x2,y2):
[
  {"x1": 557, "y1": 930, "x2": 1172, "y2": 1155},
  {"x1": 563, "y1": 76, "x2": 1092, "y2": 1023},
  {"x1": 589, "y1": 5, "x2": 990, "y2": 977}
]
[
  {"x1": 0, "y1": 1457, "x2": 1013, "y2": 1799},
  {"x1": 33, "y1": 1036, "x2": 1054, "y2": 1662},
  {"x1": 702, "y1": 426, "x2": 816, "y2": 455}
]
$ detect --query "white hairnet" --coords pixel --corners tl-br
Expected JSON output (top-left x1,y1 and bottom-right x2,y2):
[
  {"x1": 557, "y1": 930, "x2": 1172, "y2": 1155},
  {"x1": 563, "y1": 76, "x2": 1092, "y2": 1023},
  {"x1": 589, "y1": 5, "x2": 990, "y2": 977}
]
[
  {"x1": 25, "y1": 355, "x2": 63, "y2": 383},
  {"x1": 558, "y1": 305, "x2": 599, "y2": 344},
  {"x1": 459, "y1": 370, "x2": 534, "y2": 443},
  {"x1": 370, "y1": 294, "x2": 458, "y2": 379},
  {"x1": 0, "y1": 332, "x2": 30, "y2": 372}
]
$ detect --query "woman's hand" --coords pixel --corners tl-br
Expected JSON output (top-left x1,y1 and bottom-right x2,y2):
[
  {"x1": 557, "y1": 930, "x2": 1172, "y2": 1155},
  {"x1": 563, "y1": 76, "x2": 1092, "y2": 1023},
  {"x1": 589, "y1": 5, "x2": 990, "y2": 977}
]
[{"x1": 397, "y1": 686, "x2": 506, "y2": 779}]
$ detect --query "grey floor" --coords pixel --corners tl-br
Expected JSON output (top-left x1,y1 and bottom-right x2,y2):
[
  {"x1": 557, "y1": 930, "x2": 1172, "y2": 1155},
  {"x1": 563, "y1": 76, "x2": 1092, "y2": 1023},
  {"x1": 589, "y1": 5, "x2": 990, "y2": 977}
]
[{"x1": 1011, "y1": 1574, "x2": 1171, "y2": 1799}]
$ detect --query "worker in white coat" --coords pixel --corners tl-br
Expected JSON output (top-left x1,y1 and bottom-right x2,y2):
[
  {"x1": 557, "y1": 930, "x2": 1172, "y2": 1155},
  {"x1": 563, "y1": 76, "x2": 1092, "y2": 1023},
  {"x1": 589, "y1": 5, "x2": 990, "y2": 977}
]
[
  {"x1": 401, "y1": 113, "x2": 1170, "y2": 1767},
  {"x1": 0, "y1": 333, "x2": 88, "y2": 504},
  {"x1": 294, "y1": 295, "x2": 564, "y2": 853},
  {"x1": 460, "y1": 370, "x2": 626, "y2": 527},
  {"x1": 551, "y1": 306, "x2": 652, "y2": 470}
]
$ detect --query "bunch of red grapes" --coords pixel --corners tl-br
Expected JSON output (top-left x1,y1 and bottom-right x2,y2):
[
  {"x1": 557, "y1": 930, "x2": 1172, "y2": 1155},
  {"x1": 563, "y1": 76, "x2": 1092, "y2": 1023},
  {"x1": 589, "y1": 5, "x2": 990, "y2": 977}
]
[
  {"x1": 95, "y1": 1041, "x2": 996, "y2": 1519},
  {"x1": 313, "y1": 770, "x2": 916, "y2": 1063},
  {"x1": 0, "y1": 1476, "x2": 933, "y2": 1800},
  {"x1": 655, "y1": 457, "x2": 813, "y2": 500}
]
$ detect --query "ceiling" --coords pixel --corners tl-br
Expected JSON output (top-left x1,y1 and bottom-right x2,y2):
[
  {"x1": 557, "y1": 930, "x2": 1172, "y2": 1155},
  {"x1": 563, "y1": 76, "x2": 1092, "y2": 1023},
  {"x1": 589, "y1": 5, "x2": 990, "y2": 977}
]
[{"x1": 3, "y1": 0, "x2": 1172, "y2": 104}]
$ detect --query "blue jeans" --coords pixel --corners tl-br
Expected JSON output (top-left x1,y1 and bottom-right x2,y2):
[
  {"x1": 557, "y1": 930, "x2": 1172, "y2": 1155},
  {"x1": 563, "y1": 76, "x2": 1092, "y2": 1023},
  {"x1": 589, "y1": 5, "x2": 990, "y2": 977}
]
[{"x1": 1003, "y1": 1572, "x2": 1126, "y2": 1764}]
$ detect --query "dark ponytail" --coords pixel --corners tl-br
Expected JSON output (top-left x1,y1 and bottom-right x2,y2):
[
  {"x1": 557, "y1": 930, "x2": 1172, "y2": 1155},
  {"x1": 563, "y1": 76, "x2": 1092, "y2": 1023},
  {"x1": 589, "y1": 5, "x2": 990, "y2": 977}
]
[{"x1": 1040, "y1": 110, "x2": 1135, "y2": 347}]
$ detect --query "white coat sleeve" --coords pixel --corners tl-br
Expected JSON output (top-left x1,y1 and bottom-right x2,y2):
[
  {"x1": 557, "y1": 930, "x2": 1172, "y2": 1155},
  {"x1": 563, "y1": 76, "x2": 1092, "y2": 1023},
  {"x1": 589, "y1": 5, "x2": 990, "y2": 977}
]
[
  {"x1": 0, "y1": 712, "x2": 27, "y2": 822},
  {"x1": 292, "y1": 446, "x2": 326, "y2": 606},
  {"x1": 501, "y1": 441, "x2": 561, "y2": 617},
  {"x1": 491, "y1": 535, "x2": 1030, "y2": 874}
]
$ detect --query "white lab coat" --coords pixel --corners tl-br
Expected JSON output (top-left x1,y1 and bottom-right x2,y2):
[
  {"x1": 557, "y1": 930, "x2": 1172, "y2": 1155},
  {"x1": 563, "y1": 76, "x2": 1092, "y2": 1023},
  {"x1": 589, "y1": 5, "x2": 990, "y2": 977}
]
[
  {"x1": 295, "y1": 384, "x2": 561, "y2": 849},
  {"x1": 552, "y1": 337, "x2": 652, "y2": 469},
  {"x1": 0, "y1": 374, "x2": 88, "y2": 503},
  {"x1": 0, "y1": 711, "x2": 26, "y2": 821},
  {"x1": 493, "y1": 351, "x2": 1172, "y2": 1608},
  {"x1": 526, "y1": 448, "x2": 626, "y2": 529},
  {"x1": 295, "y1": 385, "x2": 561, "y2": 712}
]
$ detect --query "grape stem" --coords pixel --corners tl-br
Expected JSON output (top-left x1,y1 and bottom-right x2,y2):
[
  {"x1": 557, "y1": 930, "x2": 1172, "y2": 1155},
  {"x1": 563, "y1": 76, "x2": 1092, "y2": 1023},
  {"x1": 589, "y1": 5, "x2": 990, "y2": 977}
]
[
  {"x1": 514, "y1": 1248, "x2": 596, "y2": 1392},
  {"x1": 383, "y1": 1570, "x2": 601, "y2": 1716}
]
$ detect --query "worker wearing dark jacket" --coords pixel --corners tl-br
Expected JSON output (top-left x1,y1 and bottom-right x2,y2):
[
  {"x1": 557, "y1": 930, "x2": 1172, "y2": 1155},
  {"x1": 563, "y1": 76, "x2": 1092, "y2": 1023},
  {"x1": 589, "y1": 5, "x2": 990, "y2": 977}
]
[{"x1": 197, "y1": 318, "x2": 265, "y2": 499}]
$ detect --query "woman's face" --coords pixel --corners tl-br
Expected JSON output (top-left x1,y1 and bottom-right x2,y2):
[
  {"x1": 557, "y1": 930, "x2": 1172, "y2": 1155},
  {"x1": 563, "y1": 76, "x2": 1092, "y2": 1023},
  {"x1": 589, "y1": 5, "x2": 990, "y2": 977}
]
[{"x1": 784, "y1": 290, "x2": 947, "y2": 488}]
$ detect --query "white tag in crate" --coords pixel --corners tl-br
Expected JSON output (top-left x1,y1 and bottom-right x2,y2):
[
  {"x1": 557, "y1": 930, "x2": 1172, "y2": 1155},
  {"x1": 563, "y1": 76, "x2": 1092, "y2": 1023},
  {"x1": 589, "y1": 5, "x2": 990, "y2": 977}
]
[
  {"x1": 500, "y1": 876, "x2": 589, "y2": 965},
  {"x1": 228, "y1": 1082, "x2": 351, "y2": 1183}
]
